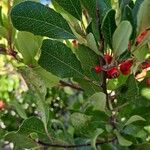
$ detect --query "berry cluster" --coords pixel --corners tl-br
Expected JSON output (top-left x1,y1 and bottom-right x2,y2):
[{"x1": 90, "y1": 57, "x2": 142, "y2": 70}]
[{"x1": 94, "y1": 54, "x2": 133, "y2": 79}]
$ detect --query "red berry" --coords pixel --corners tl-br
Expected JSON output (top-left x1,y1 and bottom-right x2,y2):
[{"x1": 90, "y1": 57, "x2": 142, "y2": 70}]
[
  {"x1": 106, "y1": 67, "x2": 120, "y2": 79},
  {"x1": 0, "y1": 100, "x2": 5, "y2": 110},
  {"x1": 146, "y1": 78, "x2": 150, "y2": 86},
  {"x1": 104, "y1": 54, "x2": 113, "y2": 64},
  {"x1": 120, "y1": 60, "x2": 133, "y2": 75},
  {"x1": 122, "y1": 69, "x2": 131, "y2": 76},
  {"x1": 94, "y1": 65, "x2": 102, "y2": 73}
]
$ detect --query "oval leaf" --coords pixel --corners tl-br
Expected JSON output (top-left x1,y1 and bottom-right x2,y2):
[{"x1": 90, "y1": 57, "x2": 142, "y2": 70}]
[
  {"x1": 112, "y1": 21, "x2": 132, "y2": 57},
  {"x1": 38, "y1": 39, "x2": 84, "y2": 78},
  {"x1": 11, "y1": 1, "x2": 75, "y2": 39}
]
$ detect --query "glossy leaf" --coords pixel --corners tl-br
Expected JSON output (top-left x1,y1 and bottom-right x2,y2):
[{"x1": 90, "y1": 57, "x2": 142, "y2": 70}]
[
  {"x1": 113, "y1": 21, "x2": 132, "y2": 57},
  {"x1": 11, "y1": 1, "x2": 75, "y2": 39},
  {"x1": 38, "y1": 39, "x2": 84, "y2": 78},
  {"x1": 53, "y1": 0, "x2": 82, "y2": 20},
  {"x1": 101, "y1": 9, "x2": 116, "y2": 48}
]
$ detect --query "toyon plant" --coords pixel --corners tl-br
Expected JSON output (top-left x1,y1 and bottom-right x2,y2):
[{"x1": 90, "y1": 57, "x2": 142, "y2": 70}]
[{"x1": 0, "y1": 0, "x2": 150, "y2": 149}]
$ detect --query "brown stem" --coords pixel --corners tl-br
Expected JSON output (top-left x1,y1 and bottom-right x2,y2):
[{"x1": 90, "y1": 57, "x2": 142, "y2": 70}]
[
  {"x1": 37, "y1": 137, "x2": 117, "y2": 148},
  {"x1": 59, "y1": 80, "x2": 84, "y2": 91},
  {"x1": 96, "y1": 5, "x2": 109, "y2": 107}
]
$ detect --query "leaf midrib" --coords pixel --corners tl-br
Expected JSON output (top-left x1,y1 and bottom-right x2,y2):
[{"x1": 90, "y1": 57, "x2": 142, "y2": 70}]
[
  {"x1": 42, "y1": 49, "x2": 84, "y2": 77},
  {"x1": 11, "y1": 14, "x2": 74, "y2": 37}
]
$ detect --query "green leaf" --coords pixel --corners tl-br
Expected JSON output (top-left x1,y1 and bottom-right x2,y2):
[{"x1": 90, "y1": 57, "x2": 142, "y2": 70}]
[
  {"x1": 9, "y1": 100, "x2": 27, "y2": 119},
  {"x1": 71, "y1": 113, "x2": 91, "y2": 131},
  {"x1": 53, "y1": 0, "x2": 82, "y2": 20},
  {"x1": 91, "y1": 128, "x2": 104, "y2": 150},
  {"x1": 80, "y1": 0, "x2": 99, "y2": 41},
  {"x1": 101, "y1": 9, "x2": 116, "y2": 48},
  {"x1": 5, "y1": 132, "x2": 38, "y2": 150},
  {"x1": 134, "y1": 44, "x2": 150, "y2": 61},
  {"x1": 132, "y1": 0, "x2": 143, "y2": 25},
  {"x1": 116, "y1": 75, "x2": 139, "y2": 104},
  {"x1": 114, "y1": 130, "x2": 132, "y2": 146},
  {"x1": 86, "y1": 33, "x2": 100, "y2": 55},
  {"x1": 97, "y1": 0, "x2": 111, "y2": 20},
  {"x1": 125, "y1": 115, "x2": 146, "y2": 126},
  {"x1": 11, "y1": 1, "x2": 75, "y2": 39},
  {"x1": 75, "y1": 44, "x2": 101, "y2": 81},
  {"x1": 15, "y1": 31, "x2": 42, "y2": 65},
  {"x1": 122, "y1": 5, "x2": 133, "y2": 23},
  {"x1": 88, "y1": 92, "x2": 106, "y2": 112},
  {"x1": 112, "y1": 21, "x2": 132, "y2": 57},
  {"x1": 33, "y1": 66, "x2": 60, "y2": 88},
  {"x1": 51, "y1": 0, "x2": 86, "y2": 44},
  {"x1": 74, "y1": 78, "x2": 101, "y2": 97},
  {"x1": 18, "y1": 117, "x2": 50, "y2": 143},
  {"x1": 137, "y1": 0, "x2": 150, "y2": 33},
  {"x1": 122, "y1": 5, "x2": 135, "y2": 39},
  {"x1": 38, "y1": 39, "x2": 84, "y2": 78}
]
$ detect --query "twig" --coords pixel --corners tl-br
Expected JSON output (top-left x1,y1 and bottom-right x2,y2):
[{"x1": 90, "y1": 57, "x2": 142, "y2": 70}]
[
  {"x1": 59, "y1": 80, "x2": 84, "y2": 91},
  {"x1": 96, "y1": 5, "x2": 109, "y2": 107},
  {"x1": 37, "y1": 137, "x2": 117, "y2": 148}
]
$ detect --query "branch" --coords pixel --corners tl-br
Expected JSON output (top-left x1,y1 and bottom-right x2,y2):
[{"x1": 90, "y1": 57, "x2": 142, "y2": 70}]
[
  {"x1": 59, "y1": 80, "x2": 84, "y2": 91},
  {"x1": 37, "y1": 137, "x2": 117, "y2": 148},
  {"x1": 96, "y1": 5, "x2": 109, "y2": 106}
]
